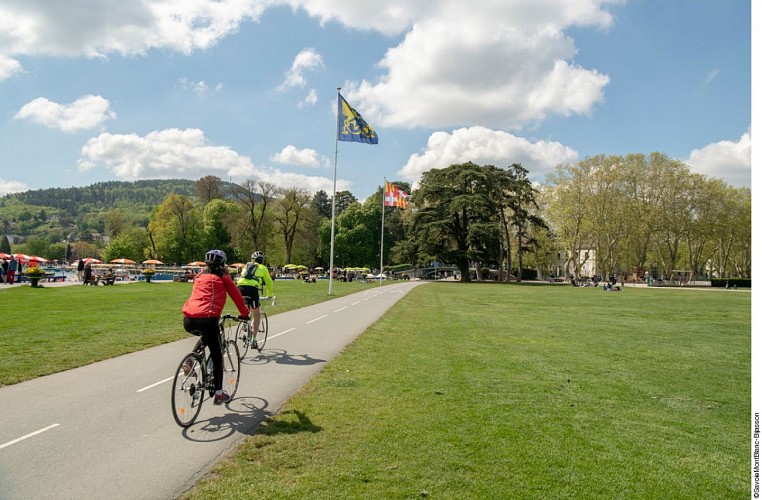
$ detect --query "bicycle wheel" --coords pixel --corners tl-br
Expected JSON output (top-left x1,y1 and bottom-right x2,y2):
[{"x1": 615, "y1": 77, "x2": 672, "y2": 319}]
[
  {"x1": 221, "y1": 341, "x2": 241, "y2": 399},
  {"x1": 255, "y1": 311, "x2": 268, "y2": 351},
  {"x1": 171, "y1": 352, "x2": 204, "y2": 427},
  {"x1": 234, "y1": 321, "x2": 251, "y2": 359}
]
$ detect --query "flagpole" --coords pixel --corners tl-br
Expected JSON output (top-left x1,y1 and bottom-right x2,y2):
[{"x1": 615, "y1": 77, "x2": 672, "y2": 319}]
[
  {"x1": 379, "y1": 178, "x2": 385, "y2": 286},
  {"x1": 328, "y1": 88, "x2": 341, "y2": 295}
]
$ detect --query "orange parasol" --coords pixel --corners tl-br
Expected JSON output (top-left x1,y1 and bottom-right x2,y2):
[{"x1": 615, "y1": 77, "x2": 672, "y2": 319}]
[{"x1": 110, "y1": 258, "x2": 136, "y2": 264}]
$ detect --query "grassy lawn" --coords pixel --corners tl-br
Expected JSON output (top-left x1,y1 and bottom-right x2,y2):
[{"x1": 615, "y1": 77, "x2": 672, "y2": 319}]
[
  {"x1": 0, "y1": 279, "x2": 384, "y2": 386},
  {"x1": 182, "y1": 283, "x2": 750, "y2": 499}
]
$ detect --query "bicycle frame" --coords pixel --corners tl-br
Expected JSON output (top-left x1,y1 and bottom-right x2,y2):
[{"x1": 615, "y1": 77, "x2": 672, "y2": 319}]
[{"x1": 171, "y1": 315, "x2": 243, "y2": 427}]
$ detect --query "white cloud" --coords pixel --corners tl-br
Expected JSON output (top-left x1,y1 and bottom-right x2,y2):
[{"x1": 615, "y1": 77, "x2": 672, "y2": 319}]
[
  {"x1": 2, "y1": 1, "x2": 616, "y2": 132},
  {"x1": 77, "y1": 127, "x2": 347, "y2": 193},
  {"x1": 14, "y1": 95, "x2": 116, "y2": 132},
  {"x1": 299, "y1": 89, "x2": 318, "y2": 108},
  {"x1": 0, "y1": 54, "x2": 22, "y2": 81},
  {"x1": 179, "y1": 78, "x2": 223, "y2": 96},
  {"x1": 280, "y1": 0, "x2": 426, "y2": 35},
  {"x1": 78, "y1": 128, "x2": 254, "y2": 180},
  {"x1": 399, "y1": 126, "x2": 578, "y2": 184},
  {"x1": 302, "y1": 0, "x2": 616, "y2": 130},
  {"x1": 255, "y1": 168, "x2": 350, "y2": 194},
  {"x1": 0, "y1": 178, "x2": 29, "y2": 196},
  {"x1": 0, "y1": 0, "x2": 267, "y2": 58},
  {"x1": 278, "y1": 48, "x2": 324, "y2": 91},
  {"x1": 269, "y1": 145, "x2": 325, "y2": 168},
  {"x1": 686, "y1": 129, "x2": 751, "y2": 187}
]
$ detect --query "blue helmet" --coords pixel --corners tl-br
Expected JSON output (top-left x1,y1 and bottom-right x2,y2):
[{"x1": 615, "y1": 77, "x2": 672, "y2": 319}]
[{"x1": 204, "y1": 249, "x2": 227, "y2": 266}]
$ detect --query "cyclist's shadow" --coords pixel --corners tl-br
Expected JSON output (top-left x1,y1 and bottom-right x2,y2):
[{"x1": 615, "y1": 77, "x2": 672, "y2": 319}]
[
  {"x1": 180, "y1": 399, "x2": 322, "y2": 442},
  {"x1": 179, "y1": 396, "x2": 268, "y2": 442},
  {"x1": 243, "y1": 348, "x2": 326, "y2": 367}
]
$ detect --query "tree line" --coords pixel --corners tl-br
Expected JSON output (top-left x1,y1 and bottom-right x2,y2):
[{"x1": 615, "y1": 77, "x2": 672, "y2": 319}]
[{"x1": 1, "y1": 153, "x2": 750, "y2": 282}]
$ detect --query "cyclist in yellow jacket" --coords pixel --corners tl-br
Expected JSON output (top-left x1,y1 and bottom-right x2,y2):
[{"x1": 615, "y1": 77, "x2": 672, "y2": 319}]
[{"x1": 237, "y1": 251, "x2": 274, "y2": 337}]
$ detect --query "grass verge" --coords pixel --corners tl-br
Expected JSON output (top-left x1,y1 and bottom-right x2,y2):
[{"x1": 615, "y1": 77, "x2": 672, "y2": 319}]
[
  {"x1": 184, "y1": 283, "x2": 750, "y2": 498},
  {"x1": 0, "y1": 279, "x2": 386, "y2": 386}
]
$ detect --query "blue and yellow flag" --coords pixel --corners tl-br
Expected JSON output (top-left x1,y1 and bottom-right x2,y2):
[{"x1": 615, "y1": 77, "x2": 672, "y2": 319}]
[{"x1": 337, "y1": 93, "x2": 378, "y2": 144}]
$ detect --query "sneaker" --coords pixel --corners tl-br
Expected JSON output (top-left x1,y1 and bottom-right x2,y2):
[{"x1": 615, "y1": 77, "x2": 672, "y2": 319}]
[
  {"x1": 213, "y1": 391, "x2": 231, "y2": 405},
  {"x1": 181, "y1": 359, "x2": 193, "y2": 375}
]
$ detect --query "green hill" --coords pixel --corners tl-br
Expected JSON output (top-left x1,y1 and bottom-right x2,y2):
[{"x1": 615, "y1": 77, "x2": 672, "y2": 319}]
[{"x1": 0, "y1": 179, "x2": 202, "y2": 242}]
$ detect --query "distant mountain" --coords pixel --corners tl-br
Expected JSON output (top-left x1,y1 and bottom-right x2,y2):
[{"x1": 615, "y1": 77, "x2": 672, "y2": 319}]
[
  {"x1": 0, "y1": 179, "x2": 214, "y2": 239},
  {"x1": 6, "y1": 179, "x2": 199, "y2": 213}
]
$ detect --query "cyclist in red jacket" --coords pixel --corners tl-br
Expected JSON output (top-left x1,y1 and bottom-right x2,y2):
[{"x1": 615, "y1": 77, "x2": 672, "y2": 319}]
[{"x1": 182, "y1": 249, "x2": 249, "y2": 405}]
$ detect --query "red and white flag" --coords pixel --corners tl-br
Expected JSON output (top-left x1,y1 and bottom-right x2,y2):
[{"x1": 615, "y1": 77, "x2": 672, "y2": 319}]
[{"x1": 384, "y1": 180, "x2": 409, "y2": 208}]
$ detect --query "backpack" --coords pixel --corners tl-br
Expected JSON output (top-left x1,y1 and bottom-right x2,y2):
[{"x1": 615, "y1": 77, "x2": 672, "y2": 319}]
[{"x1": 243, "y1": 263, "x2": 260, "y2": 282}]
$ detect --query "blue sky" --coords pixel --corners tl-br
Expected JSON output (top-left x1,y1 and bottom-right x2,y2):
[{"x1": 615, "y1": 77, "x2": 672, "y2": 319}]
[{"x1": 0, "y1": 0, "x2": 752, "y2": 199}]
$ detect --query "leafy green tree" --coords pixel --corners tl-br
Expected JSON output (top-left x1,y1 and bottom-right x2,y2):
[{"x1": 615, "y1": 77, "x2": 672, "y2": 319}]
[
  {"x1": 0, "y1": 234, "x2": 10, "y2": 253},
  {"x1": 335, "y1": 200, "x2": 381, "y2": 268},
  {"x1": 311, "y1": 190, "x2": 332, "y2": 219},
  {"x1": 499, "y1": 163, "x2": 546, "y2": 281},
  {"x1": 410, "y1": 162, "x2": 500, "y2": 282},
  {"x1": 102, "y1": 228, "x2": 148, "y2": 263},
  {"x1": 196, "y1": 175, "x2": 223, "y2": 205},
  {"x1": 21, "y1": 236, "x2": 50, "y2": 258},
  {"x1": 230, "y1": 180, "x2": 276, "y2": 255},
  {"x1": 202, "y1": 199, "x2": 239, "y2": 260},
  {"x1": 331, "y1": 190, "x2": 357, "y2": 217},
  {"x1": 147, "y1": 194, "x2": 203, "y2": 264},
  {"x1": 71, "y1": 241, "x2": 100, "y2": 260},
  {"x1": 274, "y1": 188, "x2": 312, "y2": 264},
  {"x1": 47, "y1": 242, "x2": 67, "y2": 262},
  {"x1": 104, "y1": 209, "x2": 132, "y2": 237}
]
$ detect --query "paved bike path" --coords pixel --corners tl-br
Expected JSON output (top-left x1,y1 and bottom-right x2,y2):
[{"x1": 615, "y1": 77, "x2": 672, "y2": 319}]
[{"x1": 0, "y1": 281, "x2": 424, "y2": 499}]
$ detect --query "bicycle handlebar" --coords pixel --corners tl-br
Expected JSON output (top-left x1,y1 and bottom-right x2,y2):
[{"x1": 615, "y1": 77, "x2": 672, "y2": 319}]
[
  {"x1": 260, "y1": 296, "x2": 277, "y2": 306},
  {"x1": 220, "y1": 314, "x2": 248, "y2": 321}
]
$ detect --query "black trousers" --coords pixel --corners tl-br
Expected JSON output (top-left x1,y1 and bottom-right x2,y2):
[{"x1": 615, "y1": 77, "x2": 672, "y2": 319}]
[{"x1": 183, "y1": 316, "x2": 224, "y2": 391}]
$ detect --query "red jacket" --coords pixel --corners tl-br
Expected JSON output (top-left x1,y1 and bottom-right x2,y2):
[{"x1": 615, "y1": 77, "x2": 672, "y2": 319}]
[{"x1": 182, "y1": 271, "x2": 249, "y2": 318}]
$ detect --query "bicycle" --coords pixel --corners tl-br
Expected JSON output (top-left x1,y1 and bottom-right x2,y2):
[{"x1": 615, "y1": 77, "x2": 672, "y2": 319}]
[
  {"x1": 235, "y1": 295, "x2": 275, "y2": 359},
  {"x1": 171, "y1": 314, "x2": 244, "y2": 427}
]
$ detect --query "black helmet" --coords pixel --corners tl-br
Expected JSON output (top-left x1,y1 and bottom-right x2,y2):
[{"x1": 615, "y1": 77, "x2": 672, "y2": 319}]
[
  {"x1": 251, "y1": 251, "x2": 264, "y2": 263},
  {"x1": 205, "y1": 249, "x2": 227, "y2": 266}
]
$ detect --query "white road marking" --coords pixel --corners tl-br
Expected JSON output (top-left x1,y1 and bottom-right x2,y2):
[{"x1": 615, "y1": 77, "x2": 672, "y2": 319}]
[
  {"x1": 136, "y1": 288, "x2": 402, "y2": 394},
  {"x1": 0, "y1": 423, "x2": 60, "y2": 451},
  {"x1": 269, "y1": 327, "x2": 295, "y2": 340},
  {"x1": 137, "y1": 376, "x2": 173, "y2": 393}
]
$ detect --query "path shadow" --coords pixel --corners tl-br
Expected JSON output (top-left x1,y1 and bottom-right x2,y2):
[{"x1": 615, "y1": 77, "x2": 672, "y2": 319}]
[
  {"x1": 271, "y1": 348, "x2": 327, "y2": 366},
  {"x1": 180, "y1": 399, "x2": 322, "y2": 441},
  {"x1": 180, "y1": 395, "x2": 271, "y2": 442},
  {"x1": 258, "y1": 409, "x2": 322, "y2": 436},
  {"x1": 241, "y1": 348, "x2": 326, "y2": 367}
]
